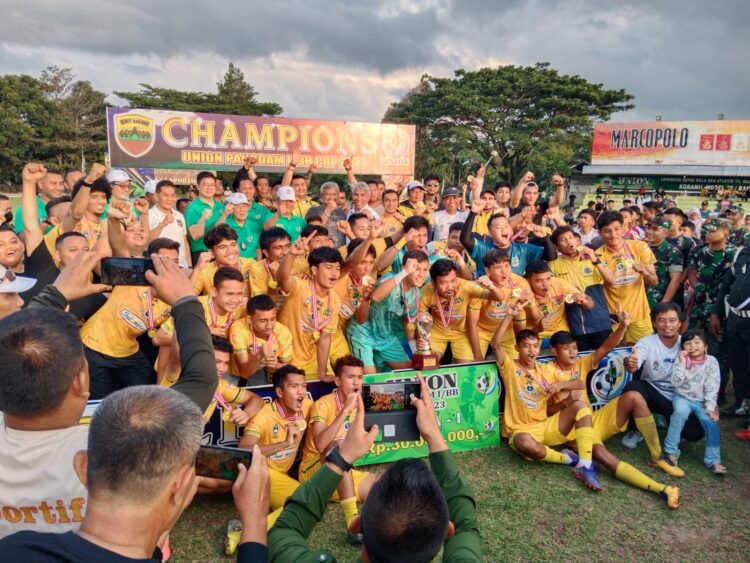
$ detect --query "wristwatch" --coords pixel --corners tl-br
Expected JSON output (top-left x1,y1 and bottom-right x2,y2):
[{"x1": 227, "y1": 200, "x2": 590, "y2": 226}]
[
  {"x1": 82, "y1": 180, "x2": 94, "y2": 187},
  {"x1": 325, "y1": 445, "x2": 353, "y2": 472}
]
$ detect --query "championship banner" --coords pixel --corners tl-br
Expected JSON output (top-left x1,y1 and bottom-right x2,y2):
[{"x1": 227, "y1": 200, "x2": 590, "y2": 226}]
[
  {"x1": 106, "y1": 107, "x2": 416, "y2": 175},
  {"x1": 591, "y1": 120, "x2": 750, "y2": 166}
]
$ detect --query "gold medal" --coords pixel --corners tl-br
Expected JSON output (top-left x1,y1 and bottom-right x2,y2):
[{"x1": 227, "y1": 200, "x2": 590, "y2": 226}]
[
  {"x1": 564, "y1": 293, "x2": 576, "y2": 304},
  {"x1": 576, "y1": 245, "x2": 585, "y2": 253},
  {"x1": 296, "y1": 420, "x2": 307, "y2": 431},
  {"x1": 268, "y1": 278, "x2": 278, "y2": 289},
  {"x1": 623, "y1": 259, "x2": 634, "y2": 269},
  {"x1": 511, "y1": 288, "x2": 522, "y2": 299},
  {"x1": 312, "y1": 330, "x2": 321, "y2": 341},
  {"x1": 147, "y1": 329, "x2": 156, "y2": 338},
  {"x1": 221, "y1": 410, "x2": 231, "y2": 422}
]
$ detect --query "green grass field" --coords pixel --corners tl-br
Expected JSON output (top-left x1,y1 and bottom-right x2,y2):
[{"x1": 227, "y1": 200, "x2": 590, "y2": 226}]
[{"x1": 170, "y1": 419, "x2": 749, "y2": 562}]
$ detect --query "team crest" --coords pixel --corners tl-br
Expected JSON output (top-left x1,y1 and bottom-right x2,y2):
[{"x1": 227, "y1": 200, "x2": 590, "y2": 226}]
[
  {"x1": 272, "y1": 423, "x2": 279, "y2": 437},
  {"x1": 114, "y1": 113, "x2": 156, "y2": 158}
]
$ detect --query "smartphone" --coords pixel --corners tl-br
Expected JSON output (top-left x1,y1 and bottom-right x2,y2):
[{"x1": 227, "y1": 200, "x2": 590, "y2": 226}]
[
  {"x1": 363, "y1": 382, "x2": 421, "y2": 412},
  {"x1": 100, "y1": 257, "x2": 155, "y2": 286},
  {"x1": 194, "y1": 445, "x2": 252, "y2": 480}
]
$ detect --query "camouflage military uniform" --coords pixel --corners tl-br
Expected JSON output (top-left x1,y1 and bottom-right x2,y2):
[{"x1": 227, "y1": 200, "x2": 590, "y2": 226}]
[
  {"x1": 727, "y1": 228, "x2": 750, "y2": 248},
  {"x1": 646, "y1": 239, "x2": 684, "y2": 308},
  {"x1": 687, "y1": 242, "x2": 737, "y2": 383}
]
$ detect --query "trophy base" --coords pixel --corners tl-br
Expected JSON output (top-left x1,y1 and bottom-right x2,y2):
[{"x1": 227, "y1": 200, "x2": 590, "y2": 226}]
[{"x1": 412, "y1": 353, "x2": 439, "y2": 370}]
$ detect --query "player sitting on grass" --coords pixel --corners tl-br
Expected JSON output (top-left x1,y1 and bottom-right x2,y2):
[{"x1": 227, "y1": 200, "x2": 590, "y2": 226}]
[
  {"x1": 548, "y1": 323, "x2": 682, "y2": 509},
  {"x1": 491, "y1": 306, "x2": 603, "y2": 491},
  {"x1": 299, "y1": 355, "x2": 380, "y2": 545}
]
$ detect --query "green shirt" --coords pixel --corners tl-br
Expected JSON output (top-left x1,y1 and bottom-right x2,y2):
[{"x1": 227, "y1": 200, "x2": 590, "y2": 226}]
[
  {"x1": 646, "y1": 239, "x2": 684, "y2": 308},
  {"x1": 226, "y1": 214, "x2": 262, "y2": 259},
  {"x1": 185, "y1": 198, "x2": 225, "y2": 252},
  {"x1": 13, "y1": 195, "x2": 48, "y2": 234},
  {"x1": 267, "y1": 449, "x2": 483, "y2": 562},
  {"x1": 274, "y1": 214, "x2": 306, "y2": 242}
]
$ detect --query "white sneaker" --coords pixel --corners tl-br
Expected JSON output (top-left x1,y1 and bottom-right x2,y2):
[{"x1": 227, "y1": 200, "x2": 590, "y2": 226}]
[{"x1": 621, "y1": 430, "x2": 643, "y2": 449}]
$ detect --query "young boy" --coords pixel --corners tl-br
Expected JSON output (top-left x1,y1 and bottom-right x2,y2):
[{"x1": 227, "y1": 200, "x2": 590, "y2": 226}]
[{"x1": 662, "y1": 329, "x2": 726, "y2": 474}]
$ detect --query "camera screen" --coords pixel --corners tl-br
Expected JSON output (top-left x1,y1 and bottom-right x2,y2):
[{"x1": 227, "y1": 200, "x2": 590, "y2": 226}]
[
  {"x1": 195, "y1": 445, "x2": 252, "y2": 480},
  {"x1": 101, "y1": 257, "x2": 155, "y2": 286},
  {"x1": 363, "y1": 383, "x2": 420, "y2": 412}
]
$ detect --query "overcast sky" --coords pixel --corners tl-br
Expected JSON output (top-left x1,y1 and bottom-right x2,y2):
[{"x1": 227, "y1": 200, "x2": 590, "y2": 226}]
[{"x1": 1, "y1": 0, "x2": 747, "y2": 124}]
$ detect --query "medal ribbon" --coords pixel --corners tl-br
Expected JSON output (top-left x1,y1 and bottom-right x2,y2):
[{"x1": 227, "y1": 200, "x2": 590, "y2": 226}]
[
  {"x1": 209, "y1": 298, "x2": 234, "y2": 331},
  {"x1": 310, "y1": 281, "x2": 334, "y2": 332},
  {"x1": 146, "y1": 288, "x2": 155, "y2": 333},
  {"x1": 436, "y1": 295, "x2": 454, "y2": 330},
  {"x1": 275, "y1": 399, "x2": 303, "y2": 422},
  {"x1": 518, "y1": 362, "x2": 549, "y2": 392},
  {"x1": 214, "y1": 391, "x2": 233, "y2": 412}
]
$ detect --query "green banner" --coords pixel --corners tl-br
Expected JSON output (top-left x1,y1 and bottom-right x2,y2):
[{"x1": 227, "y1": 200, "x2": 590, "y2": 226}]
[
  {"x1": 595, "y1": 175, "x2": 750, "y2": 191},
  {"x1": 354, "y1": 363, "x2": 500, "y2": 467}
]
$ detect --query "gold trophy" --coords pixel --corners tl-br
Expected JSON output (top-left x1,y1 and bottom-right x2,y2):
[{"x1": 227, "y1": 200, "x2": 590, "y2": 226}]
[{"x1": 412, "y1": 312, "x2": 439, "y2": 369}]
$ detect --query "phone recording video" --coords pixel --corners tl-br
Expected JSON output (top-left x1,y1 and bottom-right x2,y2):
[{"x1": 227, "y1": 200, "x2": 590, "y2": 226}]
[
  {"x1": 100, "y1": 257, "x2": 155, "y2": 286},
  {"x1": 194, "y1": 445, "x2": 252, "y2": 480},
  {"x1": 363, "y1": 382, "x2": 421, "y2": 412}
]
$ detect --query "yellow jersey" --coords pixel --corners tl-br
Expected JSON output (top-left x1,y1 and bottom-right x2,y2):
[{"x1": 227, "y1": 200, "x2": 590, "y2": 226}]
[
  {"x1": 499, "y1": 357, "x2": 560, "y2": 437},
  {"x1": 333, "y1": 273, "x2": 368, "y2": 327},
  {"x1": 595, "y1": 239, "x2": 656, "y2": 322},
  {"x1": 160, "y1": 294, "x2": 237, "y2": 338},
  {"x1": 292, "y1": 198, "x2": 314, "y2": 220},
  {"x1": 278, "y1": 279, "x2": 342, "y2": 375},
  {"x1": 471, "y1": 210, "x2": 494, "y2": 237},
  {"x1": 381, "y1": 215, "x2": 403, "y2": 238},
  {"x1": 228, "y1": 318, "x2": 294, "y2": 369},
  {"x1": 549, "y1": 255, "x2": 603, "y2": 292},
  {"x1": 552, "y1": 354, "x2": 597, "y2": 404},
  {"x1": 419, "y1": 278, "x2": 489, "y2": 336},
  {"x1": 203, "y1": 378, "x2": 246, "y2": 423},
  {"x1": 250, "y1": 258, "x2": 308, "y2": 310},
  {"x1": 193, "y1": 257, "x2": 255, "y2": 300},
  {"x1": 80, "y1": 286, "x2": 171, "y2": 357},
  {"x1": 534, "y1": 277, "x2": 575, "y2": 339},
  {"x1": 245, "y1": 398, "x2": 313, "y2": 473},
  {"x1": 300, "y1": 391, "x2": 357, "y2": 472},
  {"x1": 470, "y1": 273, "x2": 529, "y2": 348}
]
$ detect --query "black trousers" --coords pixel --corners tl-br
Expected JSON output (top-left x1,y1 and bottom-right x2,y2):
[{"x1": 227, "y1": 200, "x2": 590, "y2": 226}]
[
  {"x1": 624, "y1": 379, "x2": 705, "y2": 442},
  {"x1": 574, "y1": 329, "x2": 612, "y2": 352},
  {"x1": 86, "y1": 346, "x2": 156, "y2": 400},
  {"x1": 726, "y1": 313, "x2": 750, "y2": 401}
]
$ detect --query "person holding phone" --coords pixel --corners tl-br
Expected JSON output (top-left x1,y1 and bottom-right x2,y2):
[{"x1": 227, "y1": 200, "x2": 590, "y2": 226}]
[{"x1": 299, "y1": 356, "x2": 379, "y2": 545}]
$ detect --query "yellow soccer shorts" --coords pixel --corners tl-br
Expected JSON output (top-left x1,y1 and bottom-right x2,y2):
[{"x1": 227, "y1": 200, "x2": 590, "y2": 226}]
[
  {"x1": 592, "y1": 397, "x2": 628, "y2": 444},
  {"x1": 478, "y1": 328, "x2": 518, "y2": 360},
  {"x1": 329, "y1": 331, "x2": 351, "y2": 367},
  {"x1": 298, "y1": 459, "x2": 370, "y2": 501},
  {"x1": 269, "y1": 468, "x2": 300, "y2": 510},
  {"x1": 430, "y1": 330, "x2": 474, "y2": 361},
  {"x1": 621, "y1": 316, "x2": 653, "y2": 344},
  {"x1": 510, "y1": 412, "x2": 576, "y2": 449}
]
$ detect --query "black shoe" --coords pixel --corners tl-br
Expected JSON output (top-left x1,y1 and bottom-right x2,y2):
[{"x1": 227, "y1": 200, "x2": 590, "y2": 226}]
[
  {"x1": 721, "y1": 400, "x2": 747, "y2": 418},
  {"x1": 346, "y1": 531, "x2": 364, "y2": 545}
]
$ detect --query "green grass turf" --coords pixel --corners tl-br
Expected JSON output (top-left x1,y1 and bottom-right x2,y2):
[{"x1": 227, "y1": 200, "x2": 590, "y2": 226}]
[{"x1": 169, "y1": 419, "x2": 750, "y2": 562}]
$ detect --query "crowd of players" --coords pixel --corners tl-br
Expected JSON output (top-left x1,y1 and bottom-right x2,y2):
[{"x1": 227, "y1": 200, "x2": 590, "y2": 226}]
[{"x1": 0, "y1": 155, "x2": 748, "y2": 562}]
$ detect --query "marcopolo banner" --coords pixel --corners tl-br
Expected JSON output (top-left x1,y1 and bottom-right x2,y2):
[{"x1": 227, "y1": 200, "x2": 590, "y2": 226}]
[
  {"x1": 591, "y1": 120, "x2": 750, "y2": 166},
  {"x1": 106, "y1": 107, "x2": 416, "y2": 176}
]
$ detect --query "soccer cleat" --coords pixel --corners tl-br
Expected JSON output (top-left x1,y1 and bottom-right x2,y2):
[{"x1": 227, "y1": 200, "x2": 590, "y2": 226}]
[
  {"x1": 561, "y1": 448, "x2": 579, "y2": 467},
  {"x1": 346, "y1": 531, "x2": 364, "y2": 545},
  {"x1": 661, "y1": 485, "x2": 680, "y2": 509},
  {"x1": 649, "y1": 453, "x2": 685, "y2": 478},
  {"x1": 573, "y1": 464, "x2": 604, "y2": 492},
  {"x1": 621, "y1": 430, "x2": 643, "y2": 449},
  {"x1": 225, "y1": 519, "x2": 242, "y2": 556},
  {"x1": 736, "y1": 427, "x2": 750, "y2": 440}
]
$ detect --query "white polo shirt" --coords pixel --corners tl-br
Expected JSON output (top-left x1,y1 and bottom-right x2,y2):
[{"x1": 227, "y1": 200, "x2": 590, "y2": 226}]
[{"x1": 148, "y1": 206, "x2": 189, "y2": 267}]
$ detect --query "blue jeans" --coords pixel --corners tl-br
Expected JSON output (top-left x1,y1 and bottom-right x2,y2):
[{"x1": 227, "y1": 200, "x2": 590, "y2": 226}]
[{"x1": 664, "y1": 395, "x2": 721, "y2": 467}]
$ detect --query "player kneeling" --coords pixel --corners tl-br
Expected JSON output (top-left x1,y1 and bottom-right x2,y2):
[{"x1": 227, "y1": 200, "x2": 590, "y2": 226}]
[{"x1": 299, "y1": 355, "x2": 379, "y2": 545}]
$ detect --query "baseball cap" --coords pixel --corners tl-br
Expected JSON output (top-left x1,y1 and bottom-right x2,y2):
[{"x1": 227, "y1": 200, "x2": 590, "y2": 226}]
[
  {"x1": 0, "y1": 266, "x2": 36, "y2": 294},
  {"x1": 143, "y1": 179, "x2": 158, "y2": 194},
  {"x1": 704, "y1": 218, "x2": 728, "y2": 232},
  {"x1": 106, "y1": 169, "x2": 130, "y2": 183},
  {"x1": 648, "y1": 217, "x2": 672, "y2": 230},
  {"x1": 441, "y1": 186, "x2": 461, "y2": 198},
  {"x1": 727, "y1": 204, "x2": 743, "y2": 215},
  {"x1": 278, "y1": 186, "x2": 296, "y2": 202},
  {"x1": 480, "y1": 188, "x2": 496, "y2": 198},
  {"x1": 407, "y1": 180, "x2": 425, "y2": 192},
  {"x1": 227, "y1": 192, "x2": 249, "y2": 206}
]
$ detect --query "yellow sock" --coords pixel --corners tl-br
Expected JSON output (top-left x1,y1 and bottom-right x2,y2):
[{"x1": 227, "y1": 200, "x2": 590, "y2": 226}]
[
  {"x1": 340, "y1": 496, "x2": 359, "y2": 528},
  {"x1": 266, "y1": 507, "x2": 284, "y2": 530},
  {"x1": 635, "y1": 415, "x2": 662, "y2": 459},
  {"x1": 575, "y1": 427, "x2": 594, "y2": 463},
  {"x1": 614, "y1": 461, "x2": 666, "y2": 494},
  {"x1": 542, "y1": 446, "x2": 568, "y2": 464}
]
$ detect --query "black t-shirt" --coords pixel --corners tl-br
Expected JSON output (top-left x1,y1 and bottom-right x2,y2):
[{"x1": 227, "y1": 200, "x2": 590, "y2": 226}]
[{"x1": 0, "y1": 531, "x2": 162, "y2": 562}]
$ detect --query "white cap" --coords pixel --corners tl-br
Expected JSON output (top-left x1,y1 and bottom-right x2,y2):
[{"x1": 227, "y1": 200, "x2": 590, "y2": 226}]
[
  {"x1": 143, "y1": 179, "x2": 158, "y2": 194},
  {"x1": 227, "y1": 192, "x2": 249, "y2": 205},
  {"x1": 106, "y1": 169, "x2": 130, "y2": 183},
  {"x1": 407, "y1": 180, "x2": 425, "y2": 192},
  {"x1": 278, "y1": 186, "x2": 296, "y2": 202},
  {"x1": 0, "y1": 266, "x2": 36, "y2": 294}
]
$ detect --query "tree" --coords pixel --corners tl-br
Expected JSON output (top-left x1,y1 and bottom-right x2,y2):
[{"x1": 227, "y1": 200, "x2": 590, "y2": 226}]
[
  {"x1": 383, "y1": 63, "x2": 634, "y2": 186},
  {"x1": 0, "y1": 74, "x2": 57, "y2": 183},
  {"x1": 116, "y1": 62, "x2": 282, "y2": 116}
]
